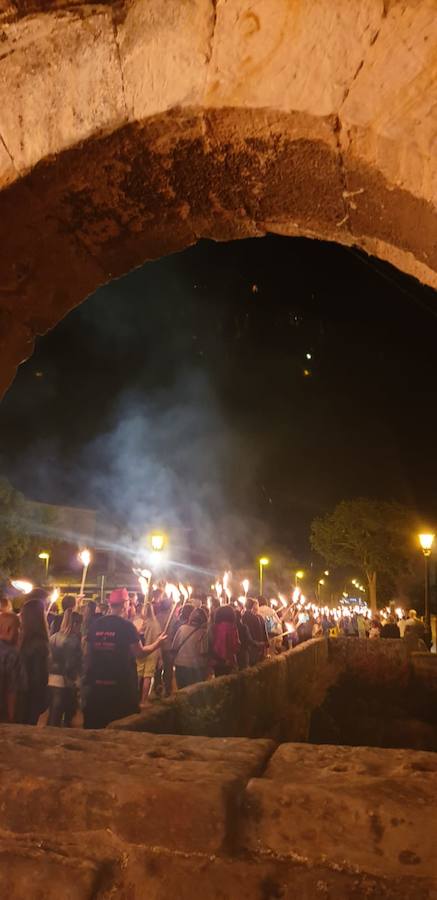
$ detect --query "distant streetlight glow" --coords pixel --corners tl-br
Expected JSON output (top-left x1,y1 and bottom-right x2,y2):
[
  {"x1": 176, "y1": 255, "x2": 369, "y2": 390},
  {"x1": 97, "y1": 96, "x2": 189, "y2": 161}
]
[
  {"x1": 38, "y1": 551, "x2": 50, "y2": 578},
  {"x1": 259, "y1": 557, "x2": 269, "y2": 595},
  {"x1": 294, "y1": 569, "x2": 304, "y2": 587},
  {"x1": 418, "y1": 532, "x2": 435, "y2": 630},
  {"x1": 419, "y1": 533, "x2": 434, "y2": 554},
  {"x1": 151, "y1": 533, "x2": 165, "y2": 552}
]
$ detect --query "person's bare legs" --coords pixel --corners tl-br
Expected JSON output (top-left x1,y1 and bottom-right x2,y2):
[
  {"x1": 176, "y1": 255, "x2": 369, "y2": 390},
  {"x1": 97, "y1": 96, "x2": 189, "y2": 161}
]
[{"x1": 141, "y1": 677, "x2": 152, "y2": 705}]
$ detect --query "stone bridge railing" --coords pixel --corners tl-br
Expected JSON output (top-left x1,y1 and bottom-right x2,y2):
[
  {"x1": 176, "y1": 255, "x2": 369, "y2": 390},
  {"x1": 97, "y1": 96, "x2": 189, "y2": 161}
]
[
  {"x1": 109, "y1": 637, "x2": 437, "y2": 743},
  {"x1": 110, "y1": 637, "x2": 333, "y2": 741}
]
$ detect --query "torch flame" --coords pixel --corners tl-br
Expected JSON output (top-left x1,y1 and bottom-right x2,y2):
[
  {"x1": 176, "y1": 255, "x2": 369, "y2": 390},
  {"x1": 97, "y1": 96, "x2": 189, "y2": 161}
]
[
  {"x1": 178, "y1": 583, "x2": 189, "y2": 602},
  {"x1": 139, "y1": 576, "x2": 149, "y2": 596},
  {"x1": 165, "y1": 583, "x2": 180, "y2": 604},
  {"x1": 133, "y1": 567, "x2": 151, "y2": 597},
  {"x1": 242, "y1": 579, "x2": 250, "y2": 596},
  {"x1": 11, "y1": 580, "x2": 33, "y2": 595}
]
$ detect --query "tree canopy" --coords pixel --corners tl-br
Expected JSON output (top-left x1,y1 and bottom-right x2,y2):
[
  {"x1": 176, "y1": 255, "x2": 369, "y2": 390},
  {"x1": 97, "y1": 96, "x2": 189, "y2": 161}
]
[
  {"x1": 0, "y1": 477, "x2": 57, "y2": 578},
  {"x1": 310, "y1": 498, "x2": 415, "y2": 610}
]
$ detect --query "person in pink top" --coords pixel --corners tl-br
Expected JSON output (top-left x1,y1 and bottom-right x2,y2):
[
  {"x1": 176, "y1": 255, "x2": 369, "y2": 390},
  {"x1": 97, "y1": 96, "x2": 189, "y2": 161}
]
[{"x1": 210, "y1": 605, "x2": 240, "y2": 677}]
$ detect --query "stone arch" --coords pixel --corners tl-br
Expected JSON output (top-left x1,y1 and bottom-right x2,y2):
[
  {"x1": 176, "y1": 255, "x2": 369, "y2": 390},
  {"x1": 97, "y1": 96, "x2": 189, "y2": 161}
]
[{"x1": 0, "y1": 0, "x2": 436, "y2": 396}]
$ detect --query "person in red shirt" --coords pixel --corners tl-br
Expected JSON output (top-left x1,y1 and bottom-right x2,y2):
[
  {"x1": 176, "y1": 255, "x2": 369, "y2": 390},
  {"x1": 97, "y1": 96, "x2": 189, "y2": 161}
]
[{"x1": 210, "y1": 605, "x2": 240, "y2": 677}]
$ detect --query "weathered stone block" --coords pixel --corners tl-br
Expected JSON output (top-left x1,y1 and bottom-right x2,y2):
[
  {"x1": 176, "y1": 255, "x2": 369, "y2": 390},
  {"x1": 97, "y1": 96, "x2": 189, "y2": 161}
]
[
  {"x1": 241, "y1": 742, "x2": 437, "y2": 879},
  {"x1": 0, "y1": 726, "x2": 273, "y2": 853}
]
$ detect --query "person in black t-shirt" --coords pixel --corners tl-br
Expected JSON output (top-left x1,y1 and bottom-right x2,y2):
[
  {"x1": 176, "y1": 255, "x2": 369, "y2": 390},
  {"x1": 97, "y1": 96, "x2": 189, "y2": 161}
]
[
  {"x1": 83, "y1": 588, "x2": 166, "y2": 729},
  {"x1": 380, "y1": 616, "x2": 401, "y2": 639}
]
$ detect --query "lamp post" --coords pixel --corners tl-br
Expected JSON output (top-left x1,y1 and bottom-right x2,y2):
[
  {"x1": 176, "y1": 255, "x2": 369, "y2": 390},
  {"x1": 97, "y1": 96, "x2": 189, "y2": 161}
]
[
  {"x1": 419, "y1": 533, "x2": 435, "y2": 630},
  {"x1": 295, "y1": 569, "x2": 304, "y2": 588},
  {"x1": 259, "y1": 557, "x2": 269, "y2": 596},
  {"x1": 38, "y1": 551, "x2": 50, "y2": 579}
]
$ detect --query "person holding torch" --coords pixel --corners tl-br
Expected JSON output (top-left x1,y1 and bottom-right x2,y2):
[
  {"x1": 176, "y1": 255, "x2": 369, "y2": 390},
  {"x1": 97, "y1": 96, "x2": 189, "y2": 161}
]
[{"x1": 82, "y1": 588, "x2": 167, "y2": 729}]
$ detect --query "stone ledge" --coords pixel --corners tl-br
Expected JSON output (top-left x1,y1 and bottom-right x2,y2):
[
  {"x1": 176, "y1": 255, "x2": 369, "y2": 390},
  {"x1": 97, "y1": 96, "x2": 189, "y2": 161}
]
[
  {"x1": 0, "y1": 728, "x2": 436, "y2": 896},
  {"x1": 0, "y1": 726, "x2": 274, "y2": 854},
  {"x1": 109, "y1": 638, "x2": 332, "y2": 740},
  {"x1": 241, "y1": 742, "x2": 437, "y2": 880},
  {"x1": 0, "y1": 819, "x2": 434, "y2": 899}
]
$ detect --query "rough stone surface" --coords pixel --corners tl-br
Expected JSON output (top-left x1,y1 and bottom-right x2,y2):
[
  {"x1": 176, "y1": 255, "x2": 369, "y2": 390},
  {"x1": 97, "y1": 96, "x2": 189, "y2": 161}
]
[
  {"x1": 0, "y1": 726, "x2": 273, "y2": 853},
  {"x1": 242, "y1": 742, "x2": 437, "y2": 880},
  {"x1": 0, "y1": 727, "x2": 436, "y2": 898},
  {"x1": 0, "y1": 0, "x2": 436, "y2": 396}
]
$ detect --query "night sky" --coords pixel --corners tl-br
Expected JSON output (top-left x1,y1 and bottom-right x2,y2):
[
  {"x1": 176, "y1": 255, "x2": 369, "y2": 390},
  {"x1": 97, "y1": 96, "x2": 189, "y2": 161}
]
[{"x1": 0, "y1": 235, "x2": 436, "y2": 566}]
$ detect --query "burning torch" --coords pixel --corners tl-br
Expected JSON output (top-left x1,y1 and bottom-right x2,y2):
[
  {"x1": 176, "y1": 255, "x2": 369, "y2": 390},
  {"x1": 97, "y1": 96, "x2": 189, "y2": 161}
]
[{"x1": 78, "y1": 548, "x2": 91, "y2": 595}]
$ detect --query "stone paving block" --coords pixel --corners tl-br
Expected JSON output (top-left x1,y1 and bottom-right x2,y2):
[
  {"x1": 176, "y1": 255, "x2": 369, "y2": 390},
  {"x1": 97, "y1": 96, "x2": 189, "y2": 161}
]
[
  {"x1": 0, "y1": 726, "x2": 274, "y2": 854},
  {"x1": 0, "y1": 830, "x2": 434, "y2": 900},
  {"x1": 241, "y1": 742, "x2": 437, "y2": 879}
]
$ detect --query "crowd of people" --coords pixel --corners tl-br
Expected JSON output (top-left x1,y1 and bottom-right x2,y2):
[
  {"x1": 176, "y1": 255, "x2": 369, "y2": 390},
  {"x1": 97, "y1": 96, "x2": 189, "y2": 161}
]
[{"x1": 0, "y1": 580, "x2": 432, "y2": 729}]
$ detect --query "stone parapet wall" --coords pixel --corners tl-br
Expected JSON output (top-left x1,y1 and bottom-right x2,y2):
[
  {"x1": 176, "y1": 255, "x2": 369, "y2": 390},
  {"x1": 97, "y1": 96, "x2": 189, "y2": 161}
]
[
  {"x1": 328, "y1": 636, "x2": 410, "y2": 685},
  {"x1": 0, "y1": 726, "x2": 436, "y2": 898},
  {"x1": 311, "y1": 639, "x2": 437, "y2": 751},
  {"x1": 111, "y1": 638, "x2": 437, "y2": 752},
  {"x1": 109, "y1": 637, "x2": 333, "y2": 740}
]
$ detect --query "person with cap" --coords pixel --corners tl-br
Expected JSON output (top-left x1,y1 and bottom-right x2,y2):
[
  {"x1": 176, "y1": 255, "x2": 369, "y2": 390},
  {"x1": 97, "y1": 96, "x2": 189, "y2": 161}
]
[{"x1": 82, "y1": 588, "x2": 167, "y2": 729}]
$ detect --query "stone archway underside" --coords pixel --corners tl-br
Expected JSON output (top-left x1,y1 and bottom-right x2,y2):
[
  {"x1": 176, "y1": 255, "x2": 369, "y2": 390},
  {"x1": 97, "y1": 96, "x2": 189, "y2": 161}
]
[{"x1": 0, "y1": 0, "x2": 436, "y2": 396}]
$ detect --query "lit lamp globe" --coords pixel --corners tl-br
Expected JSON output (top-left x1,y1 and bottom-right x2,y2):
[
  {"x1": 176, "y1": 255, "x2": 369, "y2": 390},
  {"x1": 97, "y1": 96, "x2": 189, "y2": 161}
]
[
  {"x1": 418, "y1": 532, "x2": 434, "y2": 631},
  {"x1": 419, "y1": 533, "x2": 434, "y2": 556},
  {"x1": 294, "y1": 569, "x2": 304, "y2": 587},
  {"x1": 150, "y1": 533, "x2": 165, "y2": 552},
  {"x1": 38, "y1": 551, "x2": 50, "y2": 577},
  {"x1": 258, "y1": 557, "x2": 269, "y2": 595}
]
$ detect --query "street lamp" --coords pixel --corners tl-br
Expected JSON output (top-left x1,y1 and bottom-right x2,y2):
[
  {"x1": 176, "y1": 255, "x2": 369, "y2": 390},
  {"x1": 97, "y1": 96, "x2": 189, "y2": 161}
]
[
  {"x1": 38, "y1": 551, "x2": 50, "y2": 578},
  {"x1": 150, "y1": 533, "x2": 165, "y2": 552},
  {"x1": 295, "y1": 569, "x2": 304, "y2": 587},
  {"x1": 418, "y1": 533, "x2": 435, "y2": 629},
  {"x1": 259, "y1": 557, "x2": 269, "y2": 596}
]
